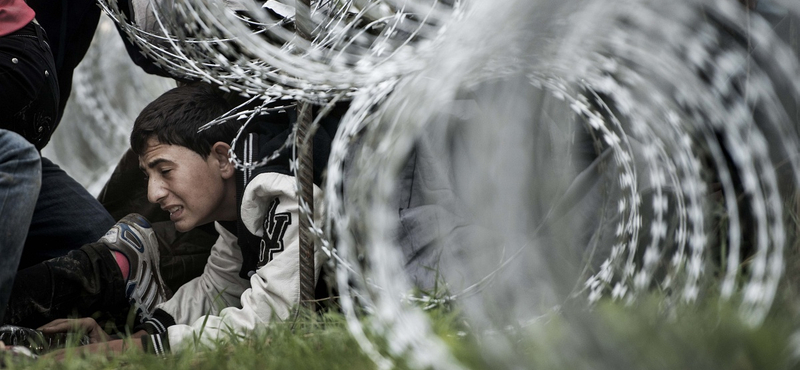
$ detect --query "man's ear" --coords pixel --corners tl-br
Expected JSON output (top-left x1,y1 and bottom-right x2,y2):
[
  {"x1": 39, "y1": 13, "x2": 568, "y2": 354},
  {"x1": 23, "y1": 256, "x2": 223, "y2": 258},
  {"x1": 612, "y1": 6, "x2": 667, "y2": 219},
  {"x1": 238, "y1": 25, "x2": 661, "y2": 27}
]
[{"x1": 211, "y1": 141, "x2": 234, "y2": 179}]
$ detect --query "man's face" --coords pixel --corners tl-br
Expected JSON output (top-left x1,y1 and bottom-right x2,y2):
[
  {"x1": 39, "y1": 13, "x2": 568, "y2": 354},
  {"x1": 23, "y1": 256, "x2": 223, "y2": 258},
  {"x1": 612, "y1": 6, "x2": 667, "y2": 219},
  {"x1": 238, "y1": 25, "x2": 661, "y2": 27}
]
[{"x1": 139, "y1": 137, "x2": 233, "y2": 232}]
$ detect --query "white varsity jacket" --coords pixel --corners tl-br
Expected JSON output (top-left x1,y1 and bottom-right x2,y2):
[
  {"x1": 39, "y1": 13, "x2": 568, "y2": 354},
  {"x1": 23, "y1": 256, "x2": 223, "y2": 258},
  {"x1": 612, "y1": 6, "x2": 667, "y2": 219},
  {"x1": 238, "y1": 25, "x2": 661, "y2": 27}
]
[{"x1": 140, "y1": 172, "x2": 326, "y2": 354}]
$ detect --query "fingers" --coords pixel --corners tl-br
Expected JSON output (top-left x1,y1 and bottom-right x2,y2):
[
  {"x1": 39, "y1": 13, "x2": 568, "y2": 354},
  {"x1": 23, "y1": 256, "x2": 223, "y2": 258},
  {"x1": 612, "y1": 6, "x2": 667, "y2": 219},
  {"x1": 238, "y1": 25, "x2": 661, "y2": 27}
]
[
  {"x1": 43, "y1": 340, "x2": 123, "y2": 359},
  {"x1": 86, "y1": 326, "x2": 111, "y2": 344},
  {"x1": 37, "y1": 317, "x2": 112, "y2": 345},
  {"x1": 38, "y1": 318, "x2": 96, "y2": 333},
  {"x1": 38, "y1": 318, "x2": 74, "y2": 333}
]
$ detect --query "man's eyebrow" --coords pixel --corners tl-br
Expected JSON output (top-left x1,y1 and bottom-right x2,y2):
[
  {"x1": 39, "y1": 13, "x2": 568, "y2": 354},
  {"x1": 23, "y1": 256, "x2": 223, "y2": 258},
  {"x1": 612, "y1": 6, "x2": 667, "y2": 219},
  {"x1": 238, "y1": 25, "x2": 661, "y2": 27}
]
[{"x1": 142, "y1": 158, "x2": 172, "y2": 170}]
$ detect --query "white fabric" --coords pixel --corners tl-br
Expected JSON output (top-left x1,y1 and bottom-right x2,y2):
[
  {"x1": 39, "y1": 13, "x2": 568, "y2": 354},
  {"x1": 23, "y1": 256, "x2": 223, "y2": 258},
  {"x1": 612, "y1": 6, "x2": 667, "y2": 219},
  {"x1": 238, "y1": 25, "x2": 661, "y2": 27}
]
[{"x1": 262, "y1": 0, "x2": 294, "y2": 18}]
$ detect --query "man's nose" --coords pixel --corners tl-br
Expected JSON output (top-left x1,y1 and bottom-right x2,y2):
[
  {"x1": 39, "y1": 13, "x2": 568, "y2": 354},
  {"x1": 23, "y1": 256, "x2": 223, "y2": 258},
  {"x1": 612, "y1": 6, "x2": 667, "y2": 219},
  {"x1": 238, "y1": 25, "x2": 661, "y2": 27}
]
[{"x1": 147, "y1": 177, "x2": 168, "y2": 204}]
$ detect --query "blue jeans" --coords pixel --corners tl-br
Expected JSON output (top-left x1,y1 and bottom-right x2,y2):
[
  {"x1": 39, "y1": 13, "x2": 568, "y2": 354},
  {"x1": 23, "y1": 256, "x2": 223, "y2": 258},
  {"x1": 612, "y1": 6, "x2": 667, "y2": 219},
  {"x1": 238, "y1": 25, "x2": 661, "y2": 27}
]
[{"x1": 0, "y1": 129, "x2": 41, "y2": 320}]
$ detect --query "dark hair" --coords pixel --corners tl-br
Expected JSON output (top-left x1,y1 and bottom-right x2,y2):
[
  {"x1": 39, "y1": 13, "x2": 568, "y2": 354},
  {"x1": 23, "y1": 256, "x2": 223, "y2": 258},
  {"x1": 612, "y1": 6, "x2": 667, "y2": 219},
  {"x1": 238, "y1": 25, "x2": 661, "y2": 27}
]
[{"x1": 130, "y1": 83, "x2": 238, "y2": 158}]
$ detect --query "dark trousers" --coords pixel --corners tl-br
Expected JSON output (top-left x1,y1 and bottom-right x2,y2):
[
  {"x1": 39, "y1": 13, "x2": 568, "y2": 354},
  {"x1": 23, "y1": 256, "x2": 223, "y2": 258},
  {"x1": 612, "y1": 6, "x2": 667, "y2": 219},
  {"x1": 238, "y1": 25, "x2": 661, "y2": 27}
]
[
  {"x1": 3, "y1": 223, "x2": 217, "y2": 329},
  {"x1": 25, "y1": 0, "x2": 101, "y2": 118},
  {"x1": 0, "y1": 21, "x2": 60, "y2": 150},
  {"x1": 19, "y1": 157, "x2": 115, "y2": 270},
  {"x1": 3, "y1": 243, "x2": 127, "y2": 329}
]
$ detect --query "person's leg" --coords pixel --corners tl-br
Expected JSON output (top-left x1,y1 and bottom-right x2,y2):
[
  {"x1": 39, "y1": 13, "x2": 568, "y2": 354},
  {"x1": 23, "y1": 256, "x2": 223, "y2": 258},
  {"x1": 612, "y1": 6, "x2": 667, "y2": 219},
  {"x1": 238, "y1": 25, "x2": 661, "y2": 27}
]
[
  {"x1": 25, "y1": 0, "x2": 102, "y2": 118},
  {"x1": 0, "y1": 130, "x2": 42, "y2": 321},
  {"x1": 0, "y1": 19, "x2": 109, "y2": 269},
  {"x1": 3, "y1": 243, "x2": 126, "y2": 329},
  {"x1": 4, "y1": 214, "x2": 167, "y2": 329},
  {"x1": 18, "y1": 157, "x2": 115, "y2": 269},
  {"x1": 0, "y1": 20, "x2": 60, "y2": 150}
]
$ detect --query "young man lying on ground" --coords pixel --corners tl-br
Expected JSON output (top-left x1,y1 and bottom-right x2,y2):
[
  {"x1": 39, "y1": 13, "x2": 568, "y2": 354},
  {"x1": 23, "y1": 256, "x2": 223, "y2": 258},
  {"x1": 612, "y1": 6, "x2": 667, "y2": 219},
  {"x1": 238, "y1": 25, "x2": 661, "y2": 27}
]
[{"x1": 2, "y1": 82, "x2": 335, "y2": 355}]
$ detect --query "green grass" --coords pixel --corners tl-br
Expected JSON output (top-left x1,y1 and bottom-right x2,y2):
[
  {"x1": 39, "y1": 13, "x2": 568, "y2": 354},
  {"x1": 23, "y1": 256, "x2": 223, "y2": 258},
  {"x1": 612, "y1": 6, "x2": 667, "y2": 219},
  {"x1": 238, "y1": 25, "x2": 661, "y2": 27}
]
[
  {"x1": 3, "y1": 294, "x2": 799, "y2": 370},
  {"x1": 8, "y1": 210, "x2": 800, "y2": 370}
]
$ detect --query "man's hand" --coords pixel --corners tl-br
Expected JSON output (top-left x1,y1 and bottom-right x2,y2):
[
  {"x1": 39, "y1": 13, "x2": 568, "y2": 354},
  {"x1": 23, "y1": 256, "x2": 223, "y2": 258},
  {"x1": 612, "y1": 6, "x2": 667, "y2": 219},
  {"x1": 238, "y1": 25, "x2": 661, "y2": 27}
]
[
  {"x1": 43, "y1": 338, "x2": 134, "y2": 361},
  {"x1": 41, "y1": 331, "x2": 146, "y2": 361},
  {"x1": 38, "y1": 318, "x2": 109, "y2": 344},
  {"x1": 36, "y1": 320, "x2": 149, "y2": 361}
]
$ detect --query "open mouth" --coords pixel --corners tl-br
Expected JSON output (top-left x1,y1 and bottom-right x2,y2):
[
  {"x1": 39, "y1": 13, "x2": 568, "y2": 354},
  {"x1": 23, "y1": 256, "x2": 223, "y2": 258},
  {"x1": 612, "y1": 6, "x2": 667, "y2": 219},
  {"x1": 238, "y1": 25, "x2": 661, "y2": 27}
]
[{"x1": 168, "y1": 206, "x2": 183, "y2": 219}]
